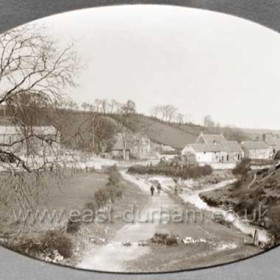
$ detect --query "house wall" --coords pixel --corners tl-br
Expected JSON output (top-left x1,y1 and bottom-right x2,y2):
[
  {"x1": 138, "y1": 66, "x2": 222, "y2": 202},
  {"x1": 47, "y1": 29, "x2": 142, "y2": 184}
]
[
  {"x1": 0, "y1": 131, "x2": 60, "y2": 156},
  {"x1": 131, "y1": 137, "x2": 151, "y2": 159},
  {"x1": 112, "y1": 149, "x2": 130, "y2": 160},
  {"x1": 220, "y1": 151, "x2": 243, "y2": 162},
  {"x1": 247, "y1": 148, "x2": 273, "y2": 159},
  {"x1": 195, "y1": 152, "x2": 214, "y2": 163},
  {"x1": 182, "y1": 146, "x2": 243, "y2": 164}
]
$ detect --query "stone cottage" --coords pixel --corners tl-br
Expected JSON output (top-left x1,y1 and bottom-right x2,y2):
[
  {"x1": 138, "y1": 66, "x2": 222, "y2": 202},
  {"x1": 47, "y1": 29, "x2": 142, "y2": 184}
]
[
  {"x1": 241, "y1": 141, "x2": 273, "y2": 159},
  {"x1": 182, "y1": 141, "x2": 243, "y2": 164},
  {"x1": 111, "y1": 132, "x2": 151, "y2": 160}
]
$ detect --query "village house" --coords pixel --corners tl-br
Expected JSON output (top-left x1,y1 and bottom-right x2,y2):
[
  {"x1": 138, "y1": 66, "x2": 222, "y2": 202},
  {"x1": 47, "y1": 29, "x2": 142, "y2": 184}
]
[
  {"x1": 182, "y1": 141, "x2": 243, "y2": 164},
  {"x1": 195, "y1": 132, "x2": 227, "y2": 144},
  {"x1": 262, "y1": 134, "x2": 280, "y2": 154},
  {"x1": 111, "y1": 132, "x2": 151, "y2": 160},
  {"x1": 241, "y1": 141, "x2": 273, "y2": 159},
  {"x1": 0, "y1": 125, "x2": 60, "y2": 156}
]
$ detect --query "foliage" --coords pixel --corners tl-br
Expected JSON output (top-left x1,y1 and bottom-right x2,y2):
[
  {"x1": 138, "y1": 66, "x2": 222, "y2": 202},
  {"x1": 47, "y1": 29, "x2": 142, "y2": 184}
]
[
  {"x1": 232, "y1": 158, "x2": 251, "y2": 176},
  {"x1": 94, "y1": 166, "x2": 123, "y2": 207},
  {"x1": 66, "y1": 215, "x2": 82, "y2": 234},
  {"x1": 12, "y1": 230, "x2": 73, "y2": 260},
  {"x1": 128, "y1": 163, "x2": 213, "y2": 179},
  {"x1": 151, "y1": 233, "x2": 180, "y2": 246}
]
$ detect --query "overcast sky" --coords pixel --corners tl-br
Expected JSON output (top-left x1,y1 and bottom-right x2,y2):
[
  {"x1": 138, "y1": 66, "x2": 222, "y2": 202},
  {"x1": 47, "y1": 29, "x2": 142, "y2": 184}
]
[{"x1": 30, "y1": 5, "x2": 280, "y2": 129}]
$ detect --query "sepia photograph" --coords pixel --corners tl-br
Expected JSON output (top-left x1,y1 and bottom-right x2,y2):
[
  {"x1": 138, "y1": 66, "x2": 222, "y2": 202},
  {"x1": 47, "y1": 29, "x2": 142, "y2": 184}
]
[{"x1": 1, "y1": 4, "x2": 280, "y2": 273}]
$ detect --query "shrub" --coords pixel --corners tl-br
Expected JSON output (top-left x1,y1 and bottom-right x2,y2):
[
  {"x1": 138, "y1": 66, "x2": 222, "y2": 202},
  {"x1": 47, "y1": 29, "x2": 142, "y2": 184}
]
[
  {"x1": 200, "y1": 194, "x2": 222, "y2": 207},
  {"x1": 66, "y1": 216, "x2": 82, "y2": 234},
  {"x1": 94, "y1": 189, "x2": 110, "y2": 208},
  {"x1": 85, "y1": 201, "x2": 95, "y2": 212},
  {"x1": 93, "y1": 166, "x2": 124, "y2": 208},
  {"x1": 107, "y1": 165, "x2": 121, "y2": 185},
  {"x1": 268, "y1": 205, "x2": 280, "y2": 239},
  {"x1": 151, "y1": 233, "x2": 179, "y2": 246},
  {"x1": 128, "y1": 163, "x2": 213, "y2": 179},
  {"x1": 41, "y1": 230, "x2": 73, "y2": 259},
  {"x1": 12, "y1": 230, "x2": 73, "y2": 260},
  {"x1": 233, "y1": 199, "x2": 256, "y2": 216},
  {"x1": 233, "y1": 158, "x2": 251, "y2": 176}
]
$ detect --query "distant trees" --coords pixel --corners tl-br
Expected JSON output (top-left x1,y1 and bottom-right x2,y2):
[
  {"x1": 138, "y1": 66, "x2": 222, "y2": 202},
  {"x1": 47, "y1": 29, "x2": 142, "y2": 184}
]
[
  {"x1": 203, "y1": 115, "x2": 215, "y2": 128},
  {"x1": 176, "y1": 113, "x2": 184, "y2": 124},
  {"x1": 150, "y1": 105, "x2": 192, "y2": 125},
  {"x1": 77, "y1": 99, "x2": 138, "y2": 156},
  {"x1": 80, "y1": 99, "x2": 136, "y2": 116},
  {"x1": 150, "y1": 105, "x2": 178, "y2": 123}
]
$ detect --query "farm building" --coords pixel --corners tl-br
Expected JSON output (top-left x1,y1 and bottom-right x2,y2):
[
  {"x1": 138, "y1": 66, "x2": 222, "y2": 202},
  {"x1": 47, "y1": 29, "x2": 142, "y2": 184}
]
[
  {"x1": 195, "y1": 133, "x2": 227, "y2": 144},
  {"x1": 111, "y1": 132, "x2": 151, "y2": 160},
  {"x1": 241, "y1": 141, "x2": 273, "y2": 159},
  {"x1": 182, "y1": 141, "x2": 243, "y2": 164},
  {"x1": 0, "y1": 125, "x2": 60, "y2": 156},
  {"x1": 263, "y1": 134, "x2": 280, "y2": 154}
]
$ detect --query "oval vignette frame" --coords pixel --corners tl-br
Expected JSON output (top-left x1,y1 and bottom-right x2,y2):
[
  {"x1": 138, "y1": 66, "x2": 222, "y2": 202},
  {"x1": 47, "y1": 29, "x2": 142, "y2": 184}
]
[{"x1": 0, "y1": 1, "x2": 280, "y2": 279}]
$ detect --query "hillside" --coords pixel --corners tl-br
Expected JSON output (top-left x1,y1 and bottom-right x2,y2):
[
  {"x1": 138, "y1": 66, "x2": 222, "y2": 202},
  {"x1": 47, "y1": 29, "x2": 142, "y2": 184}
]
[
  {"x1": 110, "y1": 114, "x2": 198, "y2": 150},
  {"x1": 200, "y1": 163, "x2": 280, "y2": 244},
  {"x1": 0, "y1": 105, "x2": 250, "y2": 151}
]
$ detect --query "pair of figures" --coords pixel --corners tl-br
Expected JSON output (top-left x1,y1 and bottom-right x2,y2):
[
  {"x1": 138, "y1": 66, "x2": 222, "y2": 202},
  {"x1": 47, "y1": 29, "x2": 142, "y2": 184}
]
[{"x1": 150, "y1": 184, "x2": 161, "y2": 196}]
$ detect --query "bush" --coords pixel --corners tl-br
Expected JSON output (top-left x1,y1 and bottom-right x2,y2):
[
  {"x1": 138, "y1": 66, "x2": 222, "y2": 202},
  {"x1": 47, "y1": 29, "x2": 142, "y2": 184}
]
[
  {"x1": 233, "y1": 158, "x2": 251, "y2": 176},
  {"x1": 268, "y1": 205, "x2": 280, "y2": 240},
  {"x1": 93, "y1": 166, "x2": 124, "y2": 208},
  {"x1": 66, "y1": 216, "x2": 82, "y2": 234},
  {"x1": 233, "y1": 199, "x2": 256, "y2": 216},
  {"x1": 85, "y1": 201, "x2": 95, "y2": 212},
  {"x1": 94, "y1": 189, "x2": 110, "y2": 208},
  {"x1": 128, "y1": 163, "x2": 213, "y2": 179},
  {"x1": 107, "y1": 165, "x2": 121, "y2": 185},
  {"x1": 151, "y1": 233, "x2": 179, "y2": 246},
  {"x1": 200, "y1": 194, "x2": 222, "y2": 207},
  {"x1": 12, "y1": 230, "x2": 73, "y2": 260}
]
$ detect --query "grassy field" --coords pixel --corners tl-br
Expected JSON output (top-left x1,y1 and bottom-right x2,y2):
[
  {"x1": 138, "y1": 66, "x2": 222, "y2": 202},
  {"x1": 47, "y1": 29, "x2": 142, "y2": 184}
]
[{"x1": 0, "y1": 167, "x2": 149, "y2": 265}]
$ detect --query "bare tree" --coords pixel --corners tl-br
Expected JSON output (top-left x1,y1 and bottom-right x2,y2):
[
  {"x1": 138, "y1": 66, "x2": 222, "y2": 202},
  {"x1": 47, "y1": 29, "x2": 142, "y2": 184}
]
[
  {"x1": 100, "y1": 99, "x2": 108, "y2": 114},
  {"x1": 0, "y1": 25, "x2": 79, "y2": 106},
  {"x1": 81, "y1": 102, "x2": 90, "y2": 112},
  {"x1": 150, "y1": 106, "x2": 161, "y2": 118},
  {"x1": 176, "y1": 113, "x2": 184, "y2": 124},
  {"x1": 0, "y1": 25, "x2": 80, "y2": 171},
  {"x1": 203, "y1": 115, "x2": 215, "y2": 128}
]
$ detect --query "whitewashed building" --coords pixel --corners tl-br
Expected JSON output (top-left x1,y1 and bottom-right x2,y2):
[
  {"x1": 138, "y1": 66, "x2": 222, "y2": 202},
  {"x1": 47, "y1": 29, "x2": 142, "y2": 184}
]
[
  {"x1": 241, "y1": 141, "x2": 273, "y2": 159},
  {"x1": 0, "y1": 125, "x2": 60, "y2": 156},
  {"x1": 263, "y1": 134, "x2": 280, "y2": 154},
  {"x1": 195, "y1": 133, "x2": 227, "y2": 144},
  {"x1": 182, "y1": 141, "x2": 243, "y2": 164}
]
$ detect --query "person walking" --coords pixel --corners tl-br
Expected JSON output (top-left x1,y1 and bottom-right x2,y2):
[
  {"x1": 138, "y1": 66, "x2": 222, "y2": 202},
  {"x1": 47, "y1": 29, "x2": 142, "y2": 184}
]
[
  {"x1": 157, "y1": 183, "x2": 162, "y2": 195},
  {"x1": 150, "y1": 185, "x2": 155, "y2": 196}
]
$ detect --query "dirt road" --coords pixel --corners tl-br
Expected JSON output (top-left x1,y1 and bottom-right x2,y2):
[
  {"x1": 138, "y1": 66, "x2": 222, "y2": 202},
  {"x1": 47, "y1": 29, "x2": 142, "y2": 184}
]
[
  {"x1": 78, "y1": 171, "x2": 261, "y2": 272},
  {"x1": 78, "y1": 171, "x2": 175, "y2": 271}
]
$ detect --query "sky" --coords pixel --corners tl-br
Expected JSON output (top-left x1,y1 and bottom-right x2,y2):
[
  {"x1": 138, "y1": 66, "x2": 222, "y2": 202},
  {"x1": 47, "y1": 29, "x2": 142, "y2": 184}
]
[{"x1": 28, "y1": 5, "x2": 280, "y2": 129}]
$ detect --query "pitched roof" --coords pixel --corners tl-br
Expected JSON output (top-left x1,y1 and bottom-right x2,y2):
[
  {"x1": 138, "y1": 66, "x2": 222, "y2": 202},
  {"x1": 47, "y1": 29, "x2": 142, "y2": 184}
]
[
  {"x1": 188, "y1": 141, "x2": 243, "y2": 153},
  {"x1": 196, "y1": 134, "x2": 227, "y2": 144},
  {"x1": 264, "y1": 135, "x2": 280, "y2": 147},
  {"x1": 112, "y1": 138, "x2": 134, "y2": 150},
  {"x1": 241, "y1": 141, "x2": 271, "y2": 150}
]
